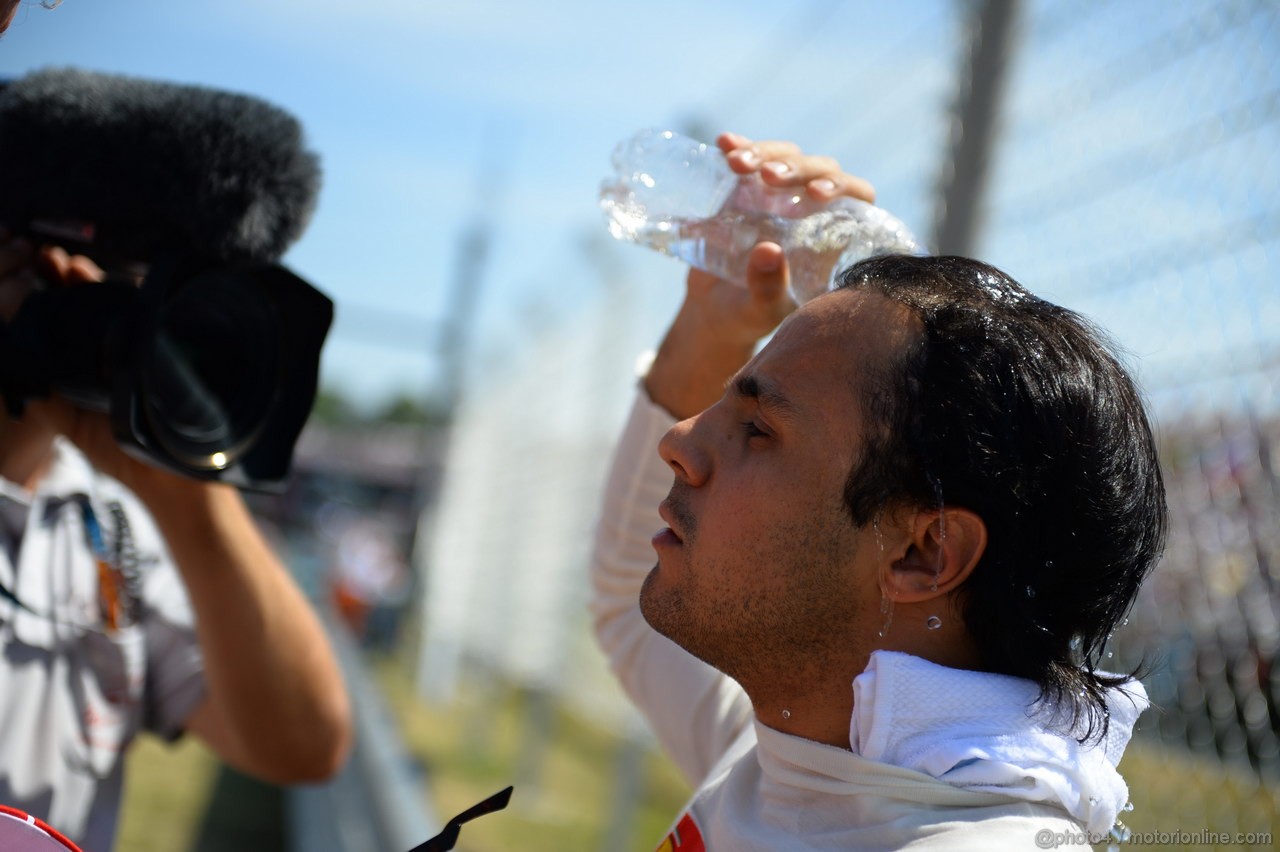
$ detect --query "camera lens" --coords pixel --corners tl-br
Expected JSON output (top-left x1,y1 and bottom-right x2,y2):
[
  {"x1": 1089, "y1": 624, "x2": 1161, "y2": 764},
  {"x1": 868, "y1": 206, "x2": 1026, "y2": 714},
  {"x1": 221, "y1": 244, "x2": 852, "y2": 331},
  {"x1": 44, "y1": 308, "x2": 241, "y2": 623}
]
[{"x1": 141, "y1": 273, "x2": 280, "y2": 469}]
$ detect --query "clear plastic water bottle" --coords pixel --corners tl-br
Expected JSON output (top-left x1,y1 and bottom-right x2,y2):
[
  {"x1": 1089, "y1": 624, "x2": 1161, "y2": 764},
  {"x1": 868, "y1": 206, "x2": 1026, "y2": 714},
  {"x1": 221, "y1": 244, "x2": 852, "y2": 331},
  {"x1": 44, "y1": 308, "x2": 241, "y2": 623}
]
[{"x1": 599, "y1": 128, "x2": 922, "y2": 303}]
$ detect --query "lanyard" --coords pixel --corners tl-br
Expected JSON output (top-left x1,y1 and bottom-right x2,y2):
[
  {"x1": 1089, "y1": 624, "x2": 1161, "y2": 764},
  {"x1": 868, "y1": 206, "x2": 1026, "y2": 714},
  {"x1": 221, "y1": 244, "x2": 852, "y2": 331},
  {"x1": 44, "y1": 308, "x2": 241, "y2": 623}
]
[
  {"x1": 0, "y1": 497, "x2": 138, "y2": 635},
  {"x1": 80, "y1": 499, "x2": 122, "y2": 631},
  {"x1": 79, "y1": 498, "x2": 140, "y2": 633}
]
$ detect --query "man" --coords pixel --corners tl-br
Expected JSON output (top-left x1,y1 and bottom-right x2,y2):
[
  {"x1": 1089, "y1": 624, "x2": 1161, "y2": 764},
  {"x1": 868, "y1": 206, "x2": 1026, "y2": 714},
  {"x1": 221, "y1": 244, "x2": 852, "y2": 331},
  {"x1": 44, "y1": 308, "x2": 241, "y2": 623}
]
[
  {"x1": 0, "y1": 238, "x2": 351, "y2": 850},
  {"x1": 591, "y1": 134, "x2": 1166, "y2": 850}
]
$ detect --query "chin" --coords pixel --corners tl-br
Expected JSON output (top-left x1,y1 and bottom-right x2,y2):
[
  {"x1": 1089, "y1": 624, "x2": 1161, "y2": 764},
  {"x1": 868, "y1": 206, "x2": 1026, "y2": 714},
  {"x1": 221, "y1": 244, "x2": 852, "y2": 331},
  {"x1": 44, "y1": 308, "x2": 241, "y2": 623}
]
[
  {"x1": 638, "y1": 565, "x2": 662, "y2": 622},
  {"x1": 639, "y1": 564, "x2": 682, "y2": 639}
]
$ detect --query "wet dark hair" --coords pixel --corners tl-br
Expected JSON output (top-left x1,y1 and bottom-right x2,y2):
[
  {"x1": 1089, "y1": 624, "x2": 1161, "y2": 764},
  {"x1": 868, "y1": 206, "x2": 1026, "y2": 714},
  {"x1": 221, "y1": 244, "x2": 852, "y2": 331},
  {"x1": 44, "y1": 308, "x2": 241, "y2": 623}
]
[{"x1": 836, "y1": 255, "x2": 1167, "y2": 741}]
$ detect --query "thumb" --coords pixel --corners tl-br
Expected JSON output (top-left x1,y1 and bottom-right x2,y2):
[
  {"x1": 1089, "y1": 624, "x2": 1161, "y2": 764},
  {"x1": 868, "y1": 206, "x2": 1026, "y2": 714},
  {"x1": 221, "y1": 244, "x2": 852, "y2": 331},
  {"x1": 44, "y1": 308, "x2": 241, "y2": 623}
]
[{"x1": 745, "y1": 242, "x2": 791, "y2": 309}]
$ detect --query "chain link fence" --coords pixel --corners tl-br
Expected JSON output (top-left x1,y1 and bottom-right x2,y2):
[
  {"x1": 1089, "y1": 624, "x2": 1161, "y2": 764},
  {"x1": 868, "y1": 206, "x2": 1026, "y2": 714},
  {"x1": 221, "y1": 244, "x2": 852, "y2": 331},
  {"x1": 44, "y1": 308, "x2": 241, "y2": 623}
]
[
  {"x1": 979, "y1": 0, "x2": 1280, "y2": 844},
  {"x1": 415, "y1": 0, "x2": 1278, "y2": 846}
]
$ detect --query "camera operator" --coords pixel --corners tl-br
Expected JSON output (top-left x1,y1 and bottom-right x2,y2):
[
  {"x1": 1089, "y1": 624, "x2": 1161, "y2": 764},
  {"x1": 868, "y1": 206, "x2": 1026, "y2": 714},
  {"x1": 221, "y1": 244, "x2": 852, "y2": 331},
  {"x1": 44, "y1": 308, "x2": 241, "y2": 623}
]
[{"x1": 0, "y1": 233, "x2": 351, "y2": 850}]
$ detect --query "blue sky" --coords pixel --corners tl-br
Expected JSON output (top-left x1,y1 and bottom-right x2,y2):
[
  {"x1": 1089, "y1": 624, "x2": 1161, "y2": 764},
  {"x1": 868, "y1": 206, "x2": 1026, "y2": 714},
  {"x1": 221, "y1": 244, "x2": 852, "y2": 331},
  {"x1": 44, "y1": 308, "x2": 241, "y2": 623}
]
[
  {"x1": 0, "y1": 0, "x2": 958, "y2": 407},
  {"x1": 3, "y1": 0, "x2": 1274, "y2": 415}
]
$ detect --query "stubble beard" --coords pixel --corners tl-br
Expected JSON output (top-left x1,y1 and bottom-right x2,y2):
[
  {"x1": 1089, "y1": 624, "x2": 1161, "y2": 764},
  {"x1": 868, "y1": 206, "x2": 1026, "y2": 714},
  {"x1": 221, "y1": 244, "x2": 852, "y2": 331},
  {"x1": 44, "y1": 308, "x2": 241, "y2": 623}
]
[
  {"x1": 640, "y1": 482, "x2": 702, "y2": 648},
  {"x1": 640, "y1": 519, "x2": 864, "y2": 692}
]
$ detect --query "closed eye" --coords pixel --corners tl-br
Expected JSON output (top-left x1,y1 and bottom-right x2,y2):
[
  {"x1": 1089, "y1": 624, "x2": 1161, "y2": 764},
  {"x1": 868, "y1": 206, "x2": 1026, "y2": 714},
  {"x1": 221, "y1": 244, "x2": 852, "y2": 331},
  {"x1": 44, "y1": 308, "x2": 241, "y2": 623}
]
[{"x1": 741, "y1": 420, "x2": 769, "y2": 439}]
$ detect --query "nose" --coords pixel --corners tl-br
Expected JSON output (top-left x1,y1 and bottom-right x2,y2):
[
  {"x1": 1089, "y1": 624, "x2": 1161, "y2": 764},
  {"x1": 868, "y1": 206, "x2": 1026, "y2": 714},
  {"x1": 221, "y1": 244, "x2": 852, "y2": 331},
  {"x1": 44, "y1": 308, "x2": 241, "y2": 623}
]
[{"x1": 658, "y1": 413, "x2": 710, "y2": 487}]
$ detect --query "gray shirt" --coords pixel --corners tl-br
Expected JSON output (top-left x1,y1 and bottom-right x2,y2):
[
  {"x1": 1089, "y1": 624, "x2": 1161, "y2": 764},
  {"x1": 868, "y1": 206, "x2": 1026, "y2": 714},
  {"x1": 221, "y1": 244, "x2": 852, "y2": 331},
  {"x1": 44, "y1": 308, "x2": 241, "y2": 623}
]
[{"x1": 0, "y1": 438, "x2": 206, "y2": 851}]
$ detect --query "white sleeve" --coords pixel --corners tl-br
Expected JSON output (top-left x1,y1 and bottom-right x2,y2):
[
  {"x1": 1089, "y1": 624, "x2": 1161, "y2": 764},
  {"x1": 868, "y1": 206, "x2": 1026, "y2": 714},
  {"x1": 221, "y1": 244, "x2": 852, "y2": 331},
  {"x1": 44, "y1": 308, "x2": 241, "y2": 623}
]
[{"x1": 589, "y1": 388, "x2": 753, "y2": 786}]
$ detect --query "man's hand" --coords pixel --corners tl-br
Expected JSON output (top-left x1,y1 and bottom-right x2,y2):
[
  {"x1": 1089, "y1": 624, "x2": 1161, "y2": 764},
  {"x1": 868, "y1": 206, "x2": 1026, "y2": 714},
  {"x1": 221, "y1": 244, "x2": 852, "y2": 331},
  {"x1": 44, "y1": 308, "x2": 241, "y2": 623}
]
[{"x1": 644, "y1": 133, "x2": 875, "y2": 420}]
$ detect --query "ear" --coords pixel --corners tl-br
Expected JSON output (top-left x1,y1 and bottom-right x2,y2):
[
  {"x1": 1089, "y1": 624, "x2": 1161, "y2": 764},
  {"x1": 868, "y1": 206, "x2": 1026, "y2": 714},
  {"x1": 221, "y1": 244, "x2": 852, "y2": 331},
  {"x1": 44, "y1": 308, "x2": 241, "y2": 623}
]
[{"x1": 882, "y1": 507, "x2": 987, "y2": 602}]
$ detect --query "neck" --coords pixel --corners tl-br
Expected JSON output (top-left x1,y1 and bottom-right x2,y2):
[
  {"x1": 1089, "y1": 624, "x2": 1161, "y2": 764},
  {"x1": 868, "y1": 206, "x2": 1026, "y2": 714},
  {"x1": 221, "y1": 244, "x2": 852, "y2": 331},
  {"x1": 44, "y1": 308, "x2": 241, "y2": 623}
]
[
  {"x1": 881, "y1": 602, "x2": 984, "y2": 673},
  {"x1": 0, "y1": 415, "x2": 57, "y2": 491},
  {"x1": 740, "y1": 622, "x2": 984, "y2": 750},
  {"x1": 740, "y1": 654, "x2": 867, "y2": 750}
]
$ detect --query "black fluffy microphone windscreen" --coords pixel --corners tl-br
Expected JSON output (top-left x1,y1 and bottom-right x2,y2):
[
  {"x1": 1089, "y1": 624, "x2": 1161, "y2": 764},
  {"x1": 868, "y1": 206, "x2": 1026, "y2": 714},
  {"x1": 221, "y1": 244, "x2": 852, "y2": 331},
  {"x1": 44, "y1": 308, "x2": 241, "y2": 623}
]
[{"x1": 0, "y1": 67, "x2": 321, "y2": 264}]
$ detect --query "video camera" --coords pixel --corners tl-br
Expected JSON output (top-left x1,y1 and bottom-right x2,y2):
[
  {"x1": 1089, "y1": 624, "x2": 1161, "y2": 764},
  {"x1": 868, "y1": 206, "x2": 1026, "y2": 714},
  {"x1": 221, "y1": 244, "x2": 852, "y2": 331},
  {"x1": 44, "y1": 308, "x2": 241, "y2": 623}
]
[{"x1": 0, "y1": 68, "x2": 333, "y2": 491}]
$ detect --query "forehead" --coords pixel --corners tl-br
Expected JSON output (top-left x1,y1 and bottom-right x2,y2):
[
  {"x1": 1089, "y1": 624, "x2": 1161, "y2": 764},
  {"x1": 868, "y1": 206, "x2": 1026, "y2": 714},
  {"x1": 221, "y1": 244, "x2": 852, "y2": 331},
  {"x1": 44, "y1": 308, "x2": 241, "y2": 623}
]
[{"x1": 741, "y1": 289, "x2": 917, "y2": 427}]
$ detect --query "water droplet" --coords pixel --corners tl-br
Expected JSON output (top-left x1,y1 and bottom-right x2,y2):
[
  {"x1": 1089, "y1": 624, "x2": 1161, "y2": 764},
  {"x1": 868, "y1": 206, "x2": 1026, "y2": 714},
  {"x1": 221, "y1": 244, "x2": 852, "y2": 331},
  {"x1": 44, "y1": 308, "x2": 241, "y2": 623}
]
[
  {"x1": 1106, "y1": 651, "x2": 1115, "y2": 659},
  {"x1": 878, "y1": 596, "x2": 894, "y2": 638},
  {"x1": 781, "y1": 709, "x2": 791, "y2": 720},
  {"x1": 1025, "y1": 585, "x2": 1036, "y2": 599},
  {"x1": 973, "y1": 270, "x2": 1030, "y2": 305},
  {"x1": 930, "y1": 478, "x2": 945, "y2": 593},
  {"x1": 1045, "y1": 559, "x2": 1054, "y2": 569},
  {"x1": 1122, "y1": 802, "x2": 1134, "y2": 812},
  {"x1": 926, "y1": 616, "x2": 943, "y2": 630},
  {"x1": 1088, "y1": 796, "x2": 1099, "y2": 807}
]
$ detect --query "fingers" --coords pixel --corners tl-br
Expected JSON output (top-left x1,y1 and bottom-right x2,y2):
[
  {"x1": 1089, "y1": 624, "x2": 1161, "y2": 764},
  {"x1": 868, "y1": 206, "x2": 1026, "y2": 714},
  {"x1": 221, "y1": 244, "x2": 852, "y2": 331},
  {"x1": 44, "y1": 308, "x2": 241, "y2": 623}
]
[
  {"x1": 724, "y1": 140, "x2": 804, "y2": 174},
  {"x1": 0, "y1": 236, "x2": 107, "y2": 327},
  {"x1": 715, "y1": 131, "x2": 877, "y2": 204},
  {"x1": 806, "y1": 171, "x2": 877, "y2": 205},
  {"x1": 67, "y1": 256, "x2": 105, "y2": 284},
  {"x1": 37, "y1": 245, "x2": 106, "y2": 286}
]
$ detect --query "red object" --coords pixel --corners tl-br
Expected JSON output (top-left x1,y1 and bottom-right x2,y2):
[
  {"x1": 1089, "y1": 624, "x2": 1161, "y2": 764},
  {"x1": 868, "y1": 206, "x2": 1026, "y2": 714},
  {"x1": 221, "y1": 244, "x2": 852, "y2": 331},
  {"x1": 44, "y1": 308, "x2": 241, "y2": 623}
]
[
  {"x1": 654, "y1": 812, "x2": 705, "y2": 852},
  {"x1": 0, "y1": 805, "x2": 83, "y2": 851}
]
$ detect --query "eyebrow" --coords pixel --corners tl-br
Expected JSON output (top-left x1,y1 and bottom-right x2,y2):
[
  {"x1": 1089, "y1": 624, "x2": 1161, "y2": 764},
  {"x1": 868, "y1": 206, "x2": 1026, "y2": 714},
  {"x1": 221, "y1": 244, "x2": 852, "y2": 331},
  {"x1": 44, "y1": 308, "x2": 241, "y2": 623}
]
[{"x1": 732, "y1": 374, "x2": 799, "y2": 423}]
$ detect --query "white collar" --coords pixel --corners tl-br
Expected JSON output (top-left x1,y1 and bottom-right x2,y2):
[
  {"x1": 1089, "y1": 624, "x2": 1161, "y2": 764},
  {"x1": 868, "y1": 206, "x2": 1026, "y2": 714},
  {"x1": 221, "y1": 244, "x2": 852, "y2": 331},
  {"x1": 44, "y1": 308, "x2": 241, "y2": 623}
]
[{"x1": 849, "y1": 650, "x2": 1147, "y2": 837}]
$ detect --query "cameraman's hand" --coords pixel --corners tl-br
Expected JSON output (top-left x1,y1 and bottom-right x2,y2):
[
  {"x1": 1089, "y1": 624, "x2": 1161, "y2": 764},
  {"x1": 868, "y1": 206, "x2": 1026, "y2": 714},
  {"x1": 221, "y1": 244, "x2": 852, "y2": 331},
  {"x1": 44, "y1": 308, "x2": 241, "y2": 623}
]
[
  {"x1": 1, "y1": 237, "x2": 127, "y2": 478},
  {"x1": 644, "y1": 133, "x2": 875, "y2": 420},
  {"x1": 9, "y1": 243, "x2": 189, "y2": 497}
]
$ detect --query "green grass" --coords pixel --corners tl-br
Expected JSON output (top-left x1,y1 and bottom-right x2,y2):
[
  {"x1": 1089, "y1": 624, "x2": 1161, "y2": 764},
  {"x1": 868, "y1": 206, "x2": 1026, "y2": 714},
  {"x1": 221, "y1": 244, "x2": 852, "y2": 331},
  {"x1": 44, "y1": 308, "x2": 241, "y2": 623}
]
[
  {"x1": 1112, "y1": 739, "x2": 1278, "y2": 849},
  {"x1": 118, "y1": 735, "x2": 221, "y2": 852},
  {"x1": 373, "y1": 656, "x2": 692, "y2": 852}
]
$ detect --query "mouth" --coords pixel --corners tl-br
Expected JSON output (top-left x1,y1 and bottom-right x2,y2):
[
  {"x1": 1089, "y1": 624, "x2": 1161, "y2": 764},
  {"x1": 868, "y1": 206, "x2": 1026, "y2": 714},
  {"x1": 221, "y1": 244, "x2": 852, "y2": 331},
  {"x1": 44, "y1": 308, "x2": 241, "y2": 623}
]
[
  {"x1": 656, "y1": 500, "x2": 684, "y2": 546},
  {"x1": 652, "y1": 527, "x2": 682, "y2": 549}
]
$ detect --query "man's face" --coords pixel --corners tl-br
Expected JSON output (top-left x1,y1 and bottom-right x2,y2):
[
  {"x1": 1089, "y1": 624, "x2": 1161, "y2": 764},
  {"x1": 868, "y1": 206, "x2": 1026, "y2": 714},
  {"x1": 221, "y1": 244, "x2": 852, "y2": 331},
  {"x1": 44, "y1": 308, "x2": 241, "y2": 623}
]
[{"x1": 640, "y1": 289, "x2": 917, "y2": 684}]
